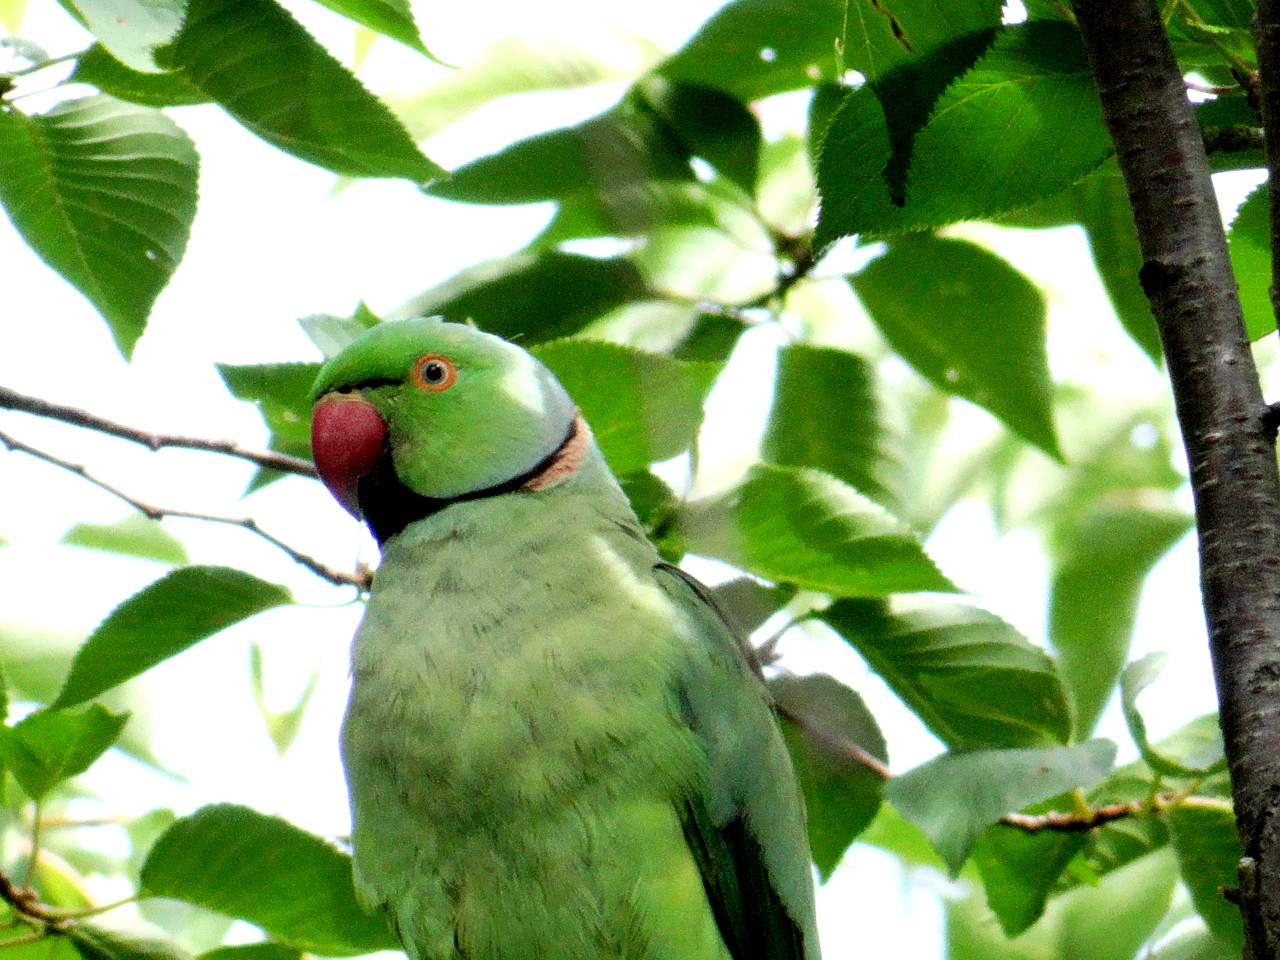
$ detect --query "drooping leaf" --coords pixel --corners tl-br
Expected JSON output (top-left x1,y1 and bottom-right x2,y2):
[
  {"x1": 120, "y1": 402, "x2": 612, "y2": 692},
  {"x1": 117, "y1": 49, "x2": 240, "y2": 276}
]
[
  {"x1": 1049, "y1": 507, "x2": 1192, "y2": 738},
  {"x1": 637, "y1": 76, "x2": 762, "y2": 193},
  {"x1": 157, "y1": 0, "x2": 444, "y2": 181},
  {"x1": 63, "y1": 0, "x2": 183, "y2": 71},
  {"x1": 70, "y1": 45, "x2": 210, "y2": 107},
  {"x1": 970, "y1": 823, "x2": 1089, "y2": 936},
  {"x1": 1227, "y1": 185, "x2": 1274, "y2": 342},
  {"x1": 0, "y1": 95, "x2": 198, "y2": 358},
  {"x1": 770, "y1": 673, "x2": 887, "y2": 879},
  {"x1": 762, "y1": 343, "x2": 901, "y2": 511},
  {"x1": 0, "y1": 705, "x2": 129, "y2": 800},
  {"x1": 141, "y1": 804, "x2": 397, "y2": 955},
  {"x1": 248, "y1": 642, "x2": 320, "y2": 757},
  {"x1": 851, "y1": 234, "x2": 1061, "y2": 460},
  {"x1": 390, "y1": 252, "x2": 650, "y2": 344},
  {"x1": 821, "y1": 597, "x2": 1073, "y2": 750},
  {"x1": 675, "y1": 464, "x2": 955, "y2": 596},
  {"x1": 61, "y1": 513, "x2": 189, "y2": 565},
  {"x1": 884, "y1": 739, "x2": 1116, "y2": 874},
  {"x1": 54, "y1": 567, "x2": 293, "y2": 709},
  {"x1": 531, "y1": 339, "x2": 720, "y2": 474},
  {"x1": 1122, "y1": 654, "x2": 1228, "y2": 779},
  {"x1": 816, "y1": 21, "x2": 1111, "y2": 243},
  {"x1": 1165, "y1": 800, "x2": 1245, "y2": 951}
]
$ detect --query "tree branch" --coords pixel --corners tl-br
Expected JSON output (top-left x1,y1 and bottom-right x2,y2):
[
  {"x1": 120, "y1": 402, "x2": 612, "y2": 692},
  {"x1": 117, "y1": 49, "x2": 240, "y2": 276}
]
[
  {"x1": 1074, "y1": 3, "x2": 1280, "y2": 956},
  {"x1": 998, "y1": 792, "x2": 1179, "y2": 834},
  {"x1": 0, "y1": 385, "x2": 317, "y2": 478},
  {"x1": 0, "y1": 429, "x2": 369, "y2": 591}
]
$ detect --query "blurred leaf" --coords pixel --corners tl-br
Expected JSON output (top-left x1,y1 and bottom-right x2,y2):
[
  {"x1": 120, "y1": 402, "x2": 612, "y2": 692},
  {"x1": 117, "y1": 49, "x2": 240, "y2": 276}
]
[
  {"x1": 249, "y1": 642, "x2": 320, "y2": 757},
  {"x1": 617, "y1": 471, "x2": 678, "y2": 539},
  {"x1": 299, "y1": 306, "x2": 380, "y2": 359},
  {"x1": 816, "y1": 22, "x2": 1111, "y2": 244},
  {"x1": 1227, "y1": 185, "x2": 1274, "y2": 342},
  {"x1": 822, "y1": 597, "x2": 1073, "y2": 750},
  {"x1": 1151, "y1": 924, "x2": 1239, "y2": 960},
  {"x1": 55, "y1": 567, "x2": 293, "y2": 709},
  {"x1": 638, "y1": 76, "x2": 761, "y2": 193},
  {"x1": 533, "y1": 339, "x2": 719, "y2": 473},
  {"x1": 157, "y1": 0, "x2": 443, "y2": 181},
  {"x1": 61, "y1": 513, "x2": 189, "y2": 565},
  {"x1": 0, "y1": 0, "x2": 31, "y2": 32},
  {"x1": 0, "y1": 659, "x2": 8, "y2": 723},
  {"x1": 671, "y1": 312, "x2": 749, "y2": 362},
  {"x1": 1050, "y1": 507, "x2": 1192, "y2": 738},
  {"x1": 0, "y1": 933, "x2": 80, "y2": 960},
  {"x1": 858, "y1": 802, "x2": 947, "y2": 869},
  {"x1": 851, "y1": 234, "x2": 1060, "y2": 459},
  {"x1": 659, "y1": 0, "x2": 845, "y2": 101},
  {"x1": 885, "y1": 739, "x2": 1116, "y2": 874},
  {"x1": 141, "y1": 804, "x2": 397, "y2": 955},
  {"x1": 391, "y1": 253, "x2": 648, "y2": 344},
  {"x1": 1166, "y1": 800, "x2": 1244, "y2": 951},
  {"x1": 70, "y1": 45, "x2": 210, "y2": 107},
  {"x1": 64, "y1": 0, "x2": 183, "y2": 71},
  {"x1": 68, "y1": 924, "x2": 190, "y2": 960},
  {"x1": 676, "y1": 464, "x2": 955, "y2": 596},
  {"x1": 0, "y1": 705, "x2": 128, "y2": 800},
  {"x1": 0, "y1": 95, "x2": 198, "y2": 359},
  {"x1": 771, "y1": 673, "x2": 887, "y2": 878},
  {"x1": 200, "y1": 947, "x2": 302, "y2": 960},
  {"x1": 762, "y1": 343, "x2": 901, "y2": 511},
  {"x1": 1122, "y1": 654, "x2": 1227, "y2": 779},
  {"x1": 709, "y1": 578, "x2": 796, "y2": 636},
  {"x1": 217, "y1": 362, "x2": 323, "y2": 463},
  {"x1": 971, "y1": 824, "x2": 1089, "y2": 936},
  {"x1": 307, "y1": 0, "x2": 430, "y2": 57}
]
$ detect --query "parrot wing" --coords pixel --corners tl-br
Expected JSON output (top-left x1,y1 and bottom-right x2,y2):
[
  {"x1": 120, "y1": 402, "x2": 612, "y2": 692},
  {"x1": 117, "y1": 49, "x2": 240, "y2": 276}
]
[{"x1": 652, "y1": 563, "x2": 820, "y2": 960}]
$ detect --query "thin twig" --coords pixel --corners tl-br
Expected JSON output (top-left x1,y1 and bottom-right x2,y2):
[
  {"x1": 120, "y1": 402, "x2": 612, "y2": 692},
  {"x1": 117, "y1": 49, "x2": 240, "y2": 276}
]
[
  {"x1": 18, "y1": 806, "x2": 40, "y2": 892},
  {"x1": 0, "y1": 385, "x2": 317, "y2": 478},
  {"x1": 999, "y1": 793, "x2": 1172, "y2": 833},
  {"x1": 0, "y1": 429, "x2": 369, "y2": 591}
]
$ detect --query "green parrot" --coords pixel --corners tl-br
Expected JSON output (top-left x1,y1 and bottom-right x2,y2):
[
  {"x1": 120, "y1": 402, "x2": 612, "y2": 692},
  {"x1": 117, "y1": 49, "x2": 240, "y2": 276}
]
[{"x1": 309, "y1": 318, "x2": 821, "y2": 960}]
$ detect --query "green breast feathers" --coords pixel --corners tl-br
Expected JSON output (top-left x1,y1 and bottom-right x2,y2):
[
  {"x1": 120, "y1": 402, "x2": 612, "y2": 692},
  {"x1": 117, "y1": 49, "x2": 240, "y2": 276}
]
[{"x1": 310, "y1": 319, "x2": 821, "y2": 960}]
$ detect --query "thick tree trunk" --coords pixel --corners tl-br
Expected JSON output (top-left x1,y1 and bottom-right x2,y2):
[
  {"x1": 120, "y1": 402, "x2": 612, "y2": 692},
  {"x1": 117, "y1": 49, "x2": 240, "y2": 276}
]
[{"x1": 1073, "y1": 2, "x2": 1280, "y2": 956}]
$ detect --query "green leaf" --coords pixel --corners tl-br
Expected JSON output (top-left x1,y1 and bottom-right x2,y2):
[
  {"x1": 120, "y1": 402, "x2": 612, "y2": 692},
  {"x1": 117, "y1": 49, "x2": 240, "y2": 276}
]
[
  {"x1": 54, "y1": 567, "x2": 293, "y2": 709},
  {"x1": 531, "y1": 339, "x2": 720, "y2": 474},
  {"x1": 709, "y1": 578, "x2": 796, "y2": 636},
  {"x1": 1166, "y1": 800, "x2": 1244, "y2": 951},
  {"x1": 821, "y1": 597, "x2": 1073, "y2": 750},
  {"x1": 70, "y1": 45, "x2": 210, "y2": 107},
  {"x1": 816, "y1": 21, "x2": 1111, "y2": 243},
  {"x1": 851, "y1": 234, "x2": 1061, "y2": 459},
  {"x1": 1121, "y1": 654, "x2": 1227, "y2": 779},
  {"x1": 659, "y1": 0, "x2": 846, "y2": 101},
  {"x1": 884, "y1": 739, "x2": 1116, "y2": 874},
  {"x1": 249, "y1": 642, "x2": 319, "y2": 757},
  {"x1": 858, "y1": 802, "x2": 947, "y2": 869},
  {"x1": 306, "y1": 0, "x2": 430, "y2": 57},
  {"x1": 157, "y1": 0, "x2": 443, "y2": 181},
  {"x1": 200, "y1": 946, "x2": 301, "y2": 960},
  {"x1": 676, "y1": 464, "x2": 954, "y2": 596},
  {"x1": 0, "y1": 0, "x2": 31, "y2": 32},
  {"x1": 390, "y1": 252, "x2": 649, "y2": 344},
  {"x1": 770, "y1": 673, "x2": 887, "y2": 879},
  {"x1": 0, "y1": 95, "x2": 199, "y2": 359},
  {"x1": 299, "y1": 306, "x2": 380, "y2": 359},
  {"x1": 671, "y1": 312, "x2": 749, "y2": 363},
  {"x1": 762, "y1": 343, "x2": 901, "y2": 511},
  {"x1": 1151, "y1": 924, "x2": 1239, "y2": 960},
  {"x1": 0, "y1": 705, "x2": 129, "y2": 800},
  {"x1": 61, "y1": 513, "x2": 189, "y2": 565},
  {"x1": 217, "y1": 362, "x2": 322, "y2": 464},
  {"x1": 140, "y1": 804, "x2": 397, "y2": 955},
  {"x1": 65, "y1": 0, "x2": 183, "y2": 71},
  {"x1": 637, "y1": 76, "x2": 762, "y2": 193},
  {"x1": 68, "y1": 924, "x2": 190, "y2": 960},
  {"x1": 1049, "y1": 507, "x2": 1192, "y2": 738},
  {"x1": 970, "y1": 824, "x2": 1089, "y2": 936},
  {"x1": 1227, "y1": 185, "x2": 1274, "y2": 342}
]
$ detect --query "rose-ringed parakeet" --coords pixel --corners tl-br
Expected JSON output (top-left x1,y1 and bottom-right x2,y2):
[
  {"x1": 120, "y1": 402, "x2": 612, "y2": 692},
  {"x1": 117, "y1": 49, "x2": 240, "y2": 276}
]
[{"x1": 309, "y1": 318, "x2": 821, "y2": 960}]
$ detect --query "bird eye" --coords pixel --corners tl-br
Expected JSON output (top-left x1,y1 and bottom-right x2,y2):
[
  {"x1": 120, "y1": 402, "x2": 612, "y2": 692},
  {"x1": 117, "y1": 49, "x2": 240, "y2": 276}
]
[{"x1": 413, "y1": 354, "x2": 456, "y2": 391}]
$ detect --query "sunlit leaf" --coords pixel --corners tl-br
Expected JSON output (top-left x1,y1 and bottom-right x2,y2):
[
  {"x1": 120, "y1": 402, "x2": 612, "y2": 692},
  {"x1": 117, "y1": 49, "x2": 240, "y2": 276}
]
[
  {"x1": 62, "y1": 513, "x2": 189, "y2": 565},
  {"x1": 54, "y1": 567, "x2": 293, "y2": 708},
  {"x1": 307, "y1": 0, "x2": 431, "y2": 57},
  {"x1": 1165, "y1": 800, "x2": 1245, "y2": 951},
  {"x1": 0, "y1": 705, "x2": 128, "y2": 800},
  {"x1": 1227, "y1": 185, "x2": 1274, "y2": 342},
  {"x1": 0, "y1": 95, "x2": 198, "y2": 358}
]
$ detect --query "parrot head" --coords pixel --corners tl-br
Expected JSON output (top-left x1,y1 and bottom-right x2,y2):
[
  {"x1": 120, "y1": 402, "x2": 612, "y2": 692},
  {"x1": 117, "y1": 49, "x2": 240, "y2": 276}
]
[{"x1": 310, "y1": 319, "x2": 578, "y2": 540}]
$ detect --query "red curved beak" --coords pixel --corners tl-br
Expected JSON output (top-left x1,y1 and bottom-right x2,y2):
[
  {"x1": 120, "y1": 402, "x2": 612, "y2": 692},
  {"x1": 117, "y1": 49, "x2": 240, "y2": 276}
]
[{"x1": 311, "y1": 393, "x2": 388, "y2": 518}]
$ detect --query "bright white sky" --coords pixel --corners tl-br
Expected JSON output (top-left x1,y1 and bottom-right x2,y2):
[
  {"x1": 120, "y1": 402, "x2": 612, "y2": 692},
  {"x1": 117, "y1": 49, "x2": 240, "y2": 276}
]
[{"x1": 0, "y1": 0, "x2": 1258, "y2": 956}]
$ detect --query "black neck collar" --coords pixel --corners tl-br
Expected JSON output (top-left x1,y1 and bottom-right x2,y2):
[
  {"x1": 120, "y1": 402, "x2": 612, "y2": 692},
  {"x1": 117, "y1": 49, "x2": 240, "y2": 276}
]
[{"x1": 356, "y1": 416, "x2": 580, "y2": 546}]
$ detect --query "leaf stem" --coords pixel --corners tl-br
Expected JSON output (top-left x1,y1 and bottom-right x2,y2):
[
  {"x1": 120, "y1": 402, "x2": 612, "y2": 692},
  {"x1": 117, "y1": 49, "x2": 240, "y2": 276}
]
[{"x1": 19, "y1": 805, "x2": 41, "y2": 891}]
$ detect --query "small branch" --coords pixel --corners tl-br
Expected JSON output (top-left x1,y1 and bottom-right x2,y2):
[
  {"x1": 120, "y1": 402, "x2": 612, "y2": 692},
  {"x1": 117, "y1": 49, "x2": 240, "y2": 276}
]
[
  {"x1": 0, "y1": 429, "x2": 369, "y2": 591},
  {"x1": 0, "y1": 385, "x2": 317, "y2": 478},
  {"x1": 1201, "y1": 124, "x2": 1266, "y2": 154},
  {"x1": 999, "y1": 793, "x2": 1178, "y2": 833}
]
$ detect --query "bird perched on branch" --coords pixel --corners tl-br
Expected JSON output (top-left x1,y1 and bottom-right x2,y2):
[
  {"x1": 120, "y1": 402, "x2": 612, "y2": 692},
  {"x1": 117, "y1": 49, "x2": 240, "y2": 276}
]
[{"x1": 310, "y1": 318, "x2": 820, "y2": 960}]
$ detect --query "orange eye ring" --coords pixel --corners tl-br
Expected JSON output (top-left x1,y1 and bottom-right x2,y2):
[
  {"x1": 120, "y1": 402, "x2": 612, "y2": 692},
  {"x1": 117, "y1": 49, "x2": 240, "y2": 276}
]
[{"x1": 413, "y1": 354, "x2": 457, "y2": 391}]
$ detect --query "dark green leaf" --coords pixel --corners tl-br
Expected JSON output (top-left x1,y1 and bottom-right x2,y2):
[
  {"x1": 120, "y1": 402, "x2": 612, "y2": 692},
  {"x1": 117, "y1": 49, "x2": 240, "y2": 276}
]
[
  {"x1": 1227, "y1": 185, "x2": 1274, "y2": 342},
  {"x1": 816, "y1": 21, "x2": 1111, "y2": 243},
  {"x1": 158, "y1": 0, "x2": 443, "y2": 181},
  {"x1": 822, "y1": 597, "x2": 1073, "y2": 749},
  {"x1": 70, "y1": 45, "x2": 210, "y2": 107},
  {"x1": 0, "y1": 95, "x2": 198, "y2": 358},
  {"x1": 1050, "y1": 507, "x2": 1192, "y2": 738},
  {"x1": 200, "y1": 946, "x2": 301, "y2": 960},
  {"x1": 391, "y1": 253, "x2": 649, "y2": 344},
  {"x1": 68, "y1": 924, "x2": 189, "y2": 960},
  {"x1": 141, "y1": 804, "x2": 397, "y2": 955},
  {"x1": 61, "y1": 513, "x2": 189, "y2": 565},
  {"x1": 0, "y1": 705, "x2": 129, "y2": 800},
  {"x1": 637, "y1": 76, "x2": 761, "y2": 193},
  {"x1": 884, "y1": 739, "x2": 1116, "y2": 874},
  {"x1": 307, "y1": 0, "x2": 430, "y2": 57},
  {"x1": 617, "y1": 470, "x2": 678, "y2": 538},
  {"x1": 1166, "y1": 801, "x2": 1244, "y2": 951},
  {"x1": 675, "y1": 464, "x2": 955, "y2": 596},
  {"x1": 851, "y1": 234, "x2": 1060, "y2": 459},
  {"x1": 54, "y1": 567, "x2": 293, "y2": 709},
  {"x1": 532, "y1": 339, "x2": 720, "y2": 474},
  {"x1": 770, "y1": 673, "x2": 887, "y2": 879},
  {"x1": 762, "y1": 343, "x2": 901, "y2": 511},
  {"x1": 971, "y1": 825, "x2": 1089, "y2": 936},
  {"x1": 671, "y1": 312, "x2": 749, "y2": 363}
]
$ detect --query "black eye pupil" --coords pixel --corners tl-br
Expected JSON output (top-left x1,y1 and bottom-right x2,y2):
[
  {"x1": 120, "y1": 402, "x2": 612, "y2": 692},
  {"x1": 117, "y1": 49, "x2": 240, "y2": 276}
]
[{"x1": 423, "y1": 361, "x2": 445, "y2": 383}]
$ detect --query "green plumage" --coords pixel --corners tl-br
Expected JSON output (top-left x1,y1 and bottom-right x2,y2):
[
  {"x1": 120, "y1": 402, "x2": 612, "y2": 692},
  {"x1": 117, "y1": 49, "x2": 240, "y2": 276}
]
[{"x1": 311, "y1": 320, "x2": 821, "y2": 960}]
